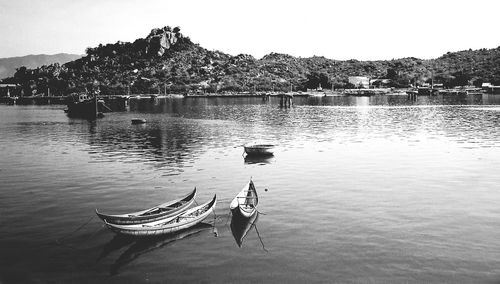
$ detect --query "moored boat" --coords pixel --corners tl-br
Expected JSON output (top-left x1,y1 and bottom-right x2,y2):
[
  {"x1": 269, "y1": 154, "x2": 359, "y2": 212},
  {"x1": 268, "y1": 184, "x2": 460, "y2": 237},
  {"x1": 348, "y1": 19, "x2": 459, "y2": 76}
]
[
  {"x1": 131, "y1": 118, "x2": 147, "y2": 124},
  {"x1": 230, "y1": 180, "x2": 258, "y2": 218},
  {"x1": 66, "y1": 92, "x2": 109, "y2": 119},
  {"x1": 96, "y1": 188, "x2": 196, "y2": 225},
  {"x1": 104, "y1": 195, "x2": 217, "y2": 236},
  {"x1": 243, "y1": 144, "x2": 275, "y2": 156}
]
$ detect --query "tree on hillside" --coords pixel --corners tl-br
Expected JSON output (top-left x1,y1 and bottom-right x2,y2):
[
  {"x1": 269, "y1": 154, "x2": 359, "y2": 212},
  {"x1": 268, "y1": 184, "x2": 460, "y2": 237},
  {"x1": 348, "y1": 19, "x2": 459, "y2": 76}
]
[{"x1": 303, "y1": 72, "x2": 330, "y2": 90}]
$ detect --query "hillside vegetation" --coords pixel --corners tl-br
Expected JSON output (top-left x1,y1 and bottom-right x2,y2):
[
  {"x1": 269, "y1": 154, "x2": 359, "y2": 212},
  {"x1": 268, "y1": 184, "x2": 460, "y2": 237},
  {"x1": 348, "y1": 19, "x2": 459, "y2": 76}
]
[
  {"x1": 0, "y1": 53, "x2": 82, "y2": 79},
  {"x1": 2, "y1": 26, "x2": 500, "y2": 96}
]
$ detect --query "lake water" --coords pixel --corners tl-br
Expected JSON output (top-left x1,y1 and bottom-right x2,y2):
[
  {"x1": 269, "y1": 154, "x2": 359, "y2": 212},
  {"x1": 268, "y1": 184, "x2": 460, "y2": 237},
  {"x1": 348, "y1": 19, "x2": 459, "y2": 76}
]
[{"x1": 1, "y1": 94, "x2": 500, "y2": 283}]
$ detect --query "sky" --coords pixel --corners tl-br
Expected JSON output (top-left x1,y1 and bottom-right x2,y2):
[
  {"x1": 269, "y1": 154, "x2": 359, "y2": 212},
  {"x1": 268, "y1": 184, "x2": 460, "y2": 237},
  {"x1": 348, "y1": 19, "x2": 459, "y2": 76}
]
[{"x1": 1, "y1": 0, "x2": 499, "y2": 60}]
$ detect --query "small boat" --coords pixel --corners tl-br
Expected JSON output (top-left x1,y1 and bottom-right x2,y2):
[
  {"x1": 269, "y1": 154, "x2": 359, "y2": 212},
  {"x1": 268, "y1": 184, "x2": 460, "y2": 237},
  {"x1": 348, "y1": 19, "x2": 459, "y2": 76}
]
[
  {"x1": 131, "y1": 118, "x2": 147, "y2": 124},
  {"x1": 104, "y1": 195, "x2": 217, "y2": 236},
  {"x1": 66, "y1": 92, "x2": 110, "y2": 119},
  {"x1": 243, "y1": 144, "x2": 275, "y2": 156},
  {"x1": 96, "y1": 188, "x2": 196, "y2": 225},
  {"x1": 230, "y1": 180, "x2": 258, "y2": 218},
  {"x1": 230, "y1": 211, "x2": 259, "y2": 247}
]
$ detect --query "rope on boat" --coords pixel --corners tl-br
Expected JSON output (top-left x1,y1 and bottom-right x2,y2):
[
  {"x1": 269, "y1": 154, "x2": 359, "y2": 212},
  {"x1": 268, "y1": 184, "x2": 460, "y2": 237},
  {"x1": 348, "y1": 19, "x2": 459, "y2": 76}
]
[
  {"x1": 84, "y1": 224, "x2": 106, "y2": 241},
  {"x1": 256, "y1": 209, "x2": 267, "y2": 215},
  {"x1": 57, "y1": 215, "x2": 95, "y2": 242},
  {"x1": 55, "y1": 215, "x2": 95, "y2": 247},
  {"x1": 254, "y1": 224, "x2": 268, "y2": 253},
  {"x1": 212, "y1": 210, "x2": 219, "y2": 237}
]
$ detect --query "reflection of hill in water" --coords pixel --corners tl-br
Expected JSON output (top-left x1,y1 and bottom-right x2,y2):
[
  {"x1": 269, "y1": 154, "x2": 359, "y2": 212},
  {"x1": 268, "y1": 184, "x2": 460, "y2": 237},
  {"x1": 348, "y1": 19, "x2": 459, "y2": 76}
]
[
  {"x1": 88, "y1": 125, "x2": 196, "y2": 166},
  {"x1": 65, "y1": 95, "x2": 500, "y2": 167},
  {"x1": 98, "y1": 223, "x2": 213, "y2": 275},
  {"x1": 294, "y1": 93, "x2": 500, "y2": 106},
  {"x1": 80, "y1": 98, "x2": 284, "y2": 172},
  {"x1": 82, "y1": 118, "x2": 229, "y2": 174}
]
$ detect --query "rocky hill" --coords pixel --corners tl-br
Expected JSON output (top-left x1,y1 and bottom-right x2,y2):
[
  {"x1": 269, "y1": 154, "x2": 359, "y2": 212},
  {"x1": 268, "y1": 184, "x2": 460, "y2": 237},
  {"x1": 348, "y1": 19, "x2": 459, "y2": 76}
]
[
  {"x1": 2, "y1": 26, "x2": 500, "y2": 96},
  {"x1": 0, "y1": 53, "x2": 82, "y2": 79}
]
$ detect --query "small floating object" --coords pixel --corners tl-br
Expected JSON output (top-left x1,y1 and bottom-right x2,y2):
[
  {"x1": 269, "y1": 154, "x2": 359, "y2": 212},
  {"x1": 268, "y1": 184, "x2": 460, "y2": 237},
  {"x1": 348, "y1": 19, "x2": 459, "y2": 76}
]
[
  {"x1": 131, "y1": 118, "x2": 147, "y2": 124},
  {"x1": 244, "y1": 144, "x2": 275, "y2": 156}
]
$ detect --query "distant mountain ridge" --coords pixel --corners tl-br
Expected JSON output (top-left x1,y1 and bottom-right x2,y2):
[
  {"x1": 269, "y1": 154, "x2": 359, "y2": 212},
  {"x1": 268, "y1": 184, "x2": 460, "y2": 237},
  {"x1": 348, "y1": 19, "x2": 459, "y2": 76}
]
[
  {"x1": 1, "y1": 26, "x2": 499, "y2": 96},
  {"x1": 0, "y1": 53, "x2": 82, "y2": 79}
]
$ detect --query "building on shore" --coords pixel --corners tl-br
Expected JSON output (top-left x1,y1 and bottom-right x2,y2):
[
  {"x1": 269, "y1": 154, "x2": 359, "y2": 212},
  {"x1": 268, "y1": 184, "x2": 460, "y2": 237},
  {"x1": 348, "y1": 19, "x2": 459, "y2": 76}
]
[
  {"x1": 348, "y1": 76, "x2": 370, "y2": 89},
  {"x1": 481, "y1": 83, "x2": 500, "y2": 94},
  {"x1": 370, "y1": 78, "x2": 391, "y2": 88},
  {"x1": 0, "y1": 84, "x2": 20, "y2": 97}
]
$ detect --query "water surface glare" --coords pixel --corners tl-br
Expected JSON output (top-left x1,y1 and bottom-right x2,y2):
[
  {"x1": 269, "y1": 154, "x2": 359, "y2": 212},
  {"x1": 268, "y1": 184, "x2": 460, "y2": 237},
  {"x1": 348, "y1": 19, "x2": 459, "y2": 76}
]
[{"x1": 1, "y1": 95, "x2": 500, "y2": 283}]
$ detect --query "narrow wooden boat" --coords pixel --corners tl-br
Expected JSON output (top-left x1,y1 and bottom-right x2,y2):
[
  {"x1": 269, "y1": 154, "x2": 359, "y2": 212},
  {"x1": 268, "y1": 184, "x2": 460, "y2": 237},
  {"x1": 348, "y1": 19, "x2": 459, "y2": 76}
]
[
  {"x1": 95, "y1": 188, "x2": 196, "y2": 225},
  {"x1": 104, "y1": 195, "x2": 217, "y2": 236},
  {"x1": 230, "y1": 180, "x2": 258, "y2": 218},
  {"x1": 230, "y1": 211, "x2": 258, "y2": 247},
  {"x1": 244, "y1": 144, "x2": 274, "y2": 156}
]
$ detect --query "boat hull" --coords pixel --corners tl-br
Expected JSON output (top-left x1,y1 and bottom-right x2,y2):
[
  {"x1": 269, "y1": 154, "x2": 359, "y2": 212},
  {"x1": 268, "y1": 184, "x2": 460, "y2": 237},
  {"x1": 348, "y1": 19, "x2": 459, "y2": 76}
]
[
  {"x1": 230, "y1": 181, "x2": 258, "y2": 218},
  {"x1": 244, "y1": 144, "x2": 274, "y2": 156},
  {"x1": 105, "y1": 195, "x2": 217, "y2": 236},
  {"x1": 231, "y1": 205, "x2": 256, "y2": 218},
  {"x1": 66, "y1": 98, "x2": 107, "y2": 119},
  {"x1": 96, "y1": 188, "x2": 196, "y2": 225}
]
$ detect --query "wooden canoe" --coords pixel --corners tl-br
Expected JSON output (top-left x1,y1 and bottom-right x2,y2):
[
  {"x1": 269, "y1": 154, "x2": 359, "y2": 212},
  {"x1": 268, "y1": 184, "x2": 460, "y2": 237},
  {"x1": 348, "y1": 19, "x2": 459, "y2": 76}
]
[
  {"x1": 230, "y1": 180, "x2": 258, "y2": 218},
  {"x1": 104, "y1": 195, "x2": 217, "y2": 236},
  {"x1": 95, "y1": 188, "x2": 196, "y2": 225},
  {"x1": 244, "y1": 144, "x2": 274, "y2": 156}
]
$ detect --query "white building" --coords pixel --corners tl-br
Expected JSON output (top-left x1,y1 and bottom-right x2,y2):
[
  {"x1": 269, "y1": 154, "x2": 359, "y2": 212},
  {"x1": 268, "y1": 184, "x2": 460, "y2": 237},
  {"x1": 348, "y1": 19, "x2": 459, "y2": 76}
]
[{"x1": 348, "y1": 76, "x2": 370, "y2": 88}]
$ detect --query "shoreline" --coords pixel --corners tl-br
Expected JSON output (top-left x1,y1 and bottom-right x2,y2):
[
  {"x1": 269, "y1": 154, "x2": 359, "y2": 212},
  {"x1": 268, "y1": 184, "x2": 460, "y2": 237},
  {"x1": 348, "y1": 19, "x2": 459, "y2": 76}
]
[{"x1": 0, "y1": 88, "x2": 494, "y2": 105}]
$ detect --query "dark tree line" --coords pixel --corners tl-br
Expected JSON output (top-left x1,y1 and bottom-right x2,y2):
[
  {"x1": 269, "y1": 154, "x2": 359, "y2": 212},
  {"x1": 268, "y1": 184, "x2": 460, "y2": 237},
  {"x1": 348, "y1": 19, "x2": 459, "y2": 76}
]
[{"x1": 2, "y1": 27, "x2": 500, "y2": 96}]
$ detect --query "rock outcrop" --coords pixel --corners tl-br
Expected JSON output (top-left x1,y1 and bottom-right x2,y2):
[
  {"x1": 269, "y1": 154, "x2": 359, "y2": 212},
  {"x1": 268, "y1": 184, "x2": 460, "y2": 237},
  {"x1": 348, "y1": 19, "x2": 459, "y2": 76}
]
[
  {"x1": 3, "y1": 25, "x2": 500, "y2": 96},
  {"x1": 145, "y1": 26, "x2": 182, "y2": 56}
]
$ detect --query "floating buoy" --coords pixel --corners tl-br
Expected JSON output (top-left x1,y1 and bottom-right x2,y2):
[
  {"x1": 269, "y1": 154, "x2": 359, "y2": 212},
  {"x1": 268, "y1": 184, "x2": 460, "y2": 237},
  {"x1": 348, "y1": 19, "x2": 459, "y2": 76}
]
[{"x1": 131, "y1": 118, "x2": 146, "y2": 124}]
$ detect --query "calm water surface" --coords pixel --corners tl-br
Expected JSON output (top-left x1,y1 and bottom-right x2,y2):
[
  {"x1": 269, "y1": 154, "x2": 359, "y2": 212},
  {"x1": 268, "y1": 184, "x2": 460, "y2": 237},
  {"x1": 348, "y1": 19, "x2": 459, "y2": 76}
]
[{"x1": 1, "y1": 94, "x2": 500, "y2": 283}]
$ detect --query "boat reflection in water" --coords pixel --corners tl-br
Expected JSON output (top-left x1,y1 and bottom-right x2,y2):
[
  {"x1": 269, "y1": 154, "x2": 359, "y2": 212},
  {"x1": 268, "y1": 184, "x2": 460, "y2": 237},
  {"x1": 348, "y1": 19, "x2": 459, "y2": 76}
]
[
  {"x1": 230, "y1": 211, "x2": 259, "y2": 247},
  {"x1": 244, "y1": 155, "x2": 274, "y2": 165},
  {"x1": 98, "y1": 223, "x2": 213, "y2": 275}
]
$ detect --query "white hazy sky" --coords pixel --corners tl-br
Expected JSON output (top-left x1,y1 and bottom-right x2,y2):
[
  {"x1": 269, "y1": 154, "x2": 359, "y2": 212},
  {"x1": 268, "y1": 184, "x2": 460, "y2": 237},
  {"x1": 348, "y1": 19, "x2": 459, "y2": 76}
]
[{"x1": 1, "y1": 0, "x2": 499, "y2": 60}]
